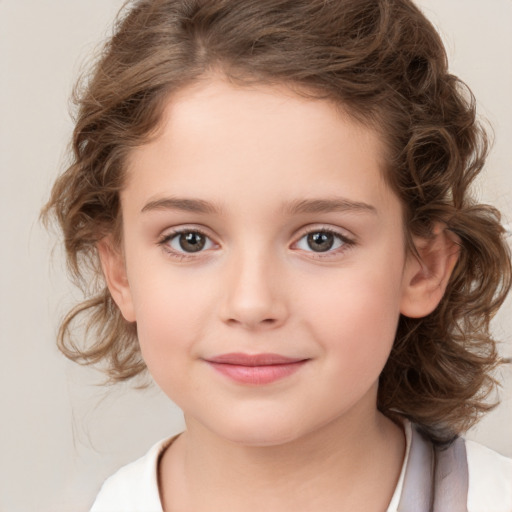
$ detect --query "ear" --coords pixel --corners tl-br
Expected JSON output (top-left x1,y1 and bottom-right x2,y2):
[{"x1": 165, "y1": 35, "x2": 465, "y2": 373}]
[
  {"x1": 400, "y1": 224, "x2": 460, "y2": 318},
  {"x1": 97, "y1": 237, "x2": 136, "y2": 323}
]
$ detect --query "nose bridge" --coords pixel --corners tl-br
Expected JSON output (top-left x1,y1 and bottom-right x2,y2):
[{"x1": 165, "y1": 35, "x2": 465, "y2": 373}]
[{"x1": 220, "y1": 239, "x2": 287, "y2": 329}]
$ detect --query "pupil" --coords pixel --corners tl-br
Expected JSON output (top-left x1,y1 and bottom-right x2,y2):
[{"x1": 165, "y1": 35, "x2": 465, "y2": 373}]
[
  {"x1": 307, "y1": 232, "x2": 334, "y2": 252},
  {"x1": 180, "y1": 232, "x2": 205, "y2": 252}
]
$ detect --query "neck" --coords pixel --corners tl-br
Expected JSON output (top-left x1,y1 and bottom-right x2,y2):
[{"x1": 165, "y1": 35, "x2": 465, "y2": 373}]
[{"x1": 159, "y1": 398, "x2": 405, "y2": 512}]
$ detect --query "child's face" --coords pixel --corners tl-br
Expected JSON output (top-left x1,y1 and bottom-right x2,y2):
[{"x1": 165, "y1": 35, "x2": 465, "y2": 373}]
[{"x1": 108, "y1": 77, "x2": 419, "y2": 445}]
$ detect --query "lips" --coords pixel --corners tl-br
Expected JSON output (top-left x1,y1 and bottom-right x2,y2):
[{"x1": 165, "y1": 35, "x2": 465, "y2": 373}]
[{"x1": 204, "y1": 353, "x2": 309, "y2": 385}]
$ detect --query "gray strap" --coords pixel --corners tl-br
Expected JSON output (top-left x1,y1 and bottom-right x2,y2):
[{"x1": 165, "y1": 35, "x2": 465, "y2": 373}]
[
  {"x1": 397, "y1": 426, "x2": 435, "y2": 511},
  {"x1": 397, "y1": 425, "x2": 469, "y2": 511},
  {"x1": 432, "y1": 437, "x2": 469, "y2": 512}
]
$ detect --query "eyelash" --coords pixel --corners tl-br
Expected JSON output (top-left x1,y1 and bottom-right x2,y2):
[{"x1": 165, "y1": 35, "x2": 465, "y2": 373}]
[
  {"x1": 295, "y1": 227, "x2": 355, "y2": 259},
  {"x1": 157, "y1": 226, "x2": 356, "y2": 261},
  {"x1": 157, "y1": 227, "x2": 214, "y2": 261}
]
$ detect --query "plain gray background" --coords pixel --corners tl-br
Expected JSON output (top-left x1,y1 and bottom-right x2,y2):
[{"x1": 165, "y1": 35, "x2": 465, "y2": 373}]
[{"x1": 0, "y1": 1, "x2": 511, "y2": 511}]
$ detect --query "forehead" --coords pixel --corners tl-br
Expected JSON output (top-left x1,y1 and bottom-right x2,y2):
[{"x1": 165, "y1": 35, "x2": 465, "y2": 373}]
[{"x1": 124, "y1": 77, "x2": 397, "y2": 218}]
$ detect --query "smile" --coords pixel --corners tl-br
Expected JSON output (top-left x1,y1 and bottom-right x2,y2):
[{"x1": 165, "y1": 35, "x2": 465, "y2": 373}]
[{"x1": 204, "y1": 353, "x2": 309, "y2": 385}]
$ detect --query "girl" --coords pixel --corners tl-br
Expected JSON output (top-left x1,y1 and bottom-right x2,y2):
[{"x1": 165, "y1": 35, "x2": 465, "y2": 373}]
[{"x1": 44, "y1": 0, "x2": 512, "y2": 510}]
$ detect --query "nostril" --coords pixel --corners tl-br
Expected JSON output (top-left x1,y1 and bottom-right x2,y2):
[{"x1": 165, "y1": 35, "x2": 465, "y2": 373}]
[{"x1": 225, "y1": 316, "x2": 280, "y2": 329}]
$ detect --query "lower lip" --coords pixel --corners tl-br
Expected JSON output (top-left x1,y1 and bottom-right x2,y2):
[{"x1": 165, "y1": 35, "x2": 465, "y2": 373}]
[{"x1": 207, "y1": 361, "x2": 307, "y2": 385}]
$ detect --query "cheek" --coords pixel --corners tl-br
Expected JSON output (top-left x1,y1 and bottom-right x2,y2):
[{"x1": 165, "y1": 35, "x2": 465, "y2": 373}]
[
  {"x1": 300, "y1": 261, "x2": 404, "y2": 375},
  {"x1": 128, "y1": 269, "x2": 214, "y2": 380}
]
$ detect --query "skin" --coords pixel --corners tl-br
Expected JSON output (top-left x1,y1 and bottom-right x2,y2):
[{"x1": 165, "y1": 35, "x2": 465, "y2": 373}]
[{"x1": 100, "y1": 76, "x2": 458, "y2": 511}]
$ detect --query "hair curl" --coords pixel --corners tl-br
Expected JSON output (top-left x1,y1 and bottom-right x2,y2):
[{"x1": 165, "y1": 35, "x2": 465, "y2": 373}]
[{"x1": 43, "y1": 0, "x2": 511, "y2": 443}]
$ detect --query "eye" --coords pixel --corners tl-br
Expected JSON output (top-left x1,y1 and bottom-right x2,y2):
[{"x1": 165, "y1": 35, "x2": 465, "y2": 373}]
[
  {"x1": 295, "y1": 230, "x2": 350, "y2": 253},
  {"x1": 162, "y1": 230, "x2": 214, "y2": 254}
]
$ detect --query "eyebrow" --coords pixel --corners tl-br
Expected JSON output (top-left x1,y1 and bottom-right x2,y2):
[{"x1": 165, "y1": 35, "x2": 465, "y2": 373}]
[
  {"x1": 282, "y1": 198, "x2": 377, "y2": 216},
  {"x1": 141, "y1": 196, "x2": 377, "y2": 216},
  {"x1": 141, "y1": 197, "x2": 222, "y2": 215}
]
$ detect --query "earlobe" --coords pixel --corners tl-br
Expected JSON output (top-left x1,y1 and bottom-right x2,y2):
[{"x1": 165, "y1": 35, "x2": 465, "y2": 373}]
[
  {"x1": 400, "y1": 225, "x2": 460, "y2": 319},
  {"x1": 97, "y1": 238, "x2": 136, "y2": 323}
]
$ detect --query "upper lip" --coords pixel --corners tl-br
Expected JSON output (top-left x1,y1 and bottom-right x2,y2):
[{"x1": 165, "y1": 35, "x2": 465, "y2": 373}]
[{"x1": 205, "y1": 353, "x2": 308, "y2": 366}]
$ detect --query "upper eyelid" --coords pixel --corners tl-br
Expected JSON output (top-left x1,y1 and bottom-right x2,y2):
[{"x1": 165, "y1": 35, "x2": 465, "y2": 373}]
[
  {"x1": 157, "y1": 224, "x2": 356, "y2": 248},
  {"x1": 290, "y1": 226, "x2": 357, "y2": 255},
  {"x1": 159, "y1": 225, "x2": 214, "y2": 240},
  {"x1": 158, "y1": 228, "x2": 217, "y2": 258},
  {"x1": 293, "y1": 224, "x2": 355, "y2": 242},
  {"x1": 157, "y1": 227, "x2": 217, "y2": 252}
]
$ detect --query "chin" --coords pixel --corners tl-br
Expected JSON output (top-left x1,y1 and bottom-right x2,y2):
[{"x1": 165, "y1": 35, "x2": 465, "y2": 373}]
[
  {"x1": 209, "y1": 412, "x2": 312, "y2": 448},
  {"x1": 224, "y1": 430, "x2": 302, "y2": 448}
]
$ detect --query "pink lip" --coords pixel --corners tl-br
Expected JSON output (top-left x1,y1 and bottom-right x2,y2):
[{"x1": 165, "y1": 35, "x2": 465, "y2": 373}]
[{"x1": 204, "y1": 353, "x2": 309, "y2": 385}]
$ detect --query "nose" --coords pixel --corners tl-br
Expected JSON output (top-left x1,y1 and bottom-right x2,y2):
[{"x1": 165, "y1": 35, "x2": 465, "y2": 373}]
[{"x1": 219, "y1": 248, "x2": 289, "y2": 330}]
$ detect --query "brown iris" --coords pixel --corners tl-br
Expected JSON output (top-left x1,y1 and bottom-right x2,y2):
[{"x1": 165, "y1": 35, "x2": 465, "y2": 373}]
[
  {"x1": 178, "y1": 232, "x2": 206, "y2": 252},
  {"x1": 307, "y1": 232, "x2": 334, "y2": 252}
]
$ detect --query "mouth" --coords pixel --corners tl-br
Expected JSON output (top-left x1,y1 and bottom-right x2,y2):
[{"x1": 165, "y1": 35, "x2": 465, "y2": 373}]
[{"x1": 204, "y1": 353, "x2": 310, "y2": 385}]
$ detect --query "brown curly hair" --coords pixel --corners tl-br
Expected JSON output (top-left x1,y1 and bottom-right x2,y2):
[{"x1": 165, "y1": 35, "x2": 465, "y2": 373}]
[{"x1": 43, "y1": 0, "x2": 511, "y2": 444}]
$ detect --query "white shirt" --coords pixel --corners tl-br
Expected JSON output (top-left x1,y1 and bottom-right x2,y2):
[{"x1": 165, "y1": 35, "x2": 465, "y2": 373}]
[{"x1": 90, "y1": 422, "x2": 512, "y2": 512}]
